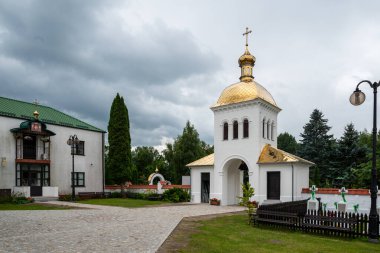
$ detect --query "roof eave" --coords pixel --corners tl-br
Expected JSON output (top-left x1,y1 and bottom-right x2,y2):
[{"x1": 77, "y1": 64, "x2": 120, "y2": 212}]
[{"x1": 210, "y1": 97, "x2": 281, "y2": 112}]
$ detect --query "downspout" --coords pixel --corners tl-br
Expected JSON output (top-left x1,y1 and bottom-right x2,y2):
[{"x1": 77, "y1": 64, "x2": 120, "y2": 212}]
[
  {"x1": 102, "y1": 132, "x2": 105, "y2": 195},
  {"x1": 291, "y1": 163, "x2": 294, "y2": 202}
]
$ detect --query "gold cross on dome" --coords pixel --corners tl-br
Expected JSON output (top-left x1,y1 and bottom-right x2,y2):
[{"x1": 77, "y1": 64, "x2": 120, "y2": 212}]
[{"x1": 242, "y1": 27, "x2": 252, "y2": 46}]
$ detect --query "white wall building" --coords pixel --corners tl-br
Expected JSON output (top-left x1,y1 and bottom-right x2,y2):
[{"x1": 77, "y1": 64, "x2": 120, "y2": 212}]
[
  {"x1": 0, "y1": 97, "x2": 105, "y2": 197},
  {"x1": 187, "y1": 35, "x2": 313, "y2": 205}
]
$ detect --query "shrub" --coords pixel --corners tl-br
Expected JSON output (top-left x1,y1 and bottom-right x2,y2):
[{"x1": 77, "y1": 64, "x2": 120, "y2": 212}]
[
  {"x1": 125, "y1": 192, "x2": 143, "y2": 199},
  {"x1": 238, "y1": 183, "x2": 255, "y2": 224},
  {"x1": 0, "y1": 196, "x2": 12, "y2": 204},
  {"x1": 108, "y1": 191, "x2": 163, "y2": 201},
  {"x1": 146, "y1": 193, "x2": 163, "y2": 201},
  {"x1": 58, "y1": 194, "x2": 79, "y2": 201},
  {"x1": 110, "y1": 192, "x2": 122, "y2": 198},
  {"x1": 162, "y1": 188, "x2": 190, "y2": 203},
  {"x1": 9, "y1": 192, "x2": 34, "y2": 204}
]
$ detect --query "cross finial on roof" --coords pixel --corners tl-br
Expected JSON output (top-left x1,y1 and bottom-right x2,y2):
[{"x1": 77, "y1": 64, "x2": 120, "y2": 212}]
[
  {"x1": 242, "y1": 27, "x2": 252, "y2": 47},
  {"x1": 33, "y1": 99, "x2": 40, "y2": 119}
]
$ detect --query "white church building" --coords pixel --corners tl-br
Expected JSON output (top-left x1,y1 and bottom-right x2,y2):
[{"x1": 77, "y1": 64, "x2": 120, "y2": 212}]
[
  {"x1": 0, "y1": 97, "x2": 105, "y2": 197},
  {"x1": 187, "y1": 31, "x2": 313, "y2": 205}
]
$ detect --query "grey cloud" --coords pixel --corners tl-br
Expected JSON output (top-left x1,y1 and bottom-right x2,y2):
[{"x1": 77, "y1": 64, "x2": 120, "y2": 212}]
[
  {"x1": 0, "y1": 1, "x2": 219, "y2": 85},
  {"x1": 0, "y1": 1, "x2": 220, "y2": 147}
]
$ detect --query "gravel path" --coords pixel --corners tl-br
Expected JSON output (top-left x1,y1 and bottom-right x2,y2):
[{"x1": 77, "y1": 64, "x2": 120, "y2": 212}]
[{"x1": 0, "y1": 202, "x2": 244, "y2": 253}]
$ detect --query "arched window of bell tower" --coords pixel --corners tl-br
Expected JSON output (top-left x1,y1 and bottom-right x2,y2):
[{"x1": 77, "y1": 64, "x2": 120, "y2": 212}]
[
  {"x1": 266, "y1": 120, "x2": 270, "y2": 140},
  {"x1": 271, "y1": 121, "x2": 275, "y2": 141},
  {"x1": 233, "y1": 120, "x2": 238, "y2": 139},
  {"x1": 223, "y1": 122, "x2": 228, "y2": 140},
  {"x1": 243, "y1": 118, "x2": 249, "y2": 138},
  {"x1": 262, "y1": 118, "x2": 266, "y2": 139}
]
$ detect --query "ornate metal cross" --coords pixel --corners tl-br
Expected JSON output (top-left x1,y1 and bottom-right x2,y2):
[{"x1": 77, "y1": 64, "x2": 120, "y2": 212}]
[{"x1": 242, "y1": 27, "x2": 252, "y2": 46}]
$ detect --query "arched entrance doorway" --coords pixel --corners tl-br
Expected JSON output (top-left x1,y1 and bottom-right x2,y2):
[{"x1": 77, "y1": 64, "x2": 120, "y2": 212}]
[{"x1": 222, "y1": 158, "x2": 249, "y2": 205}]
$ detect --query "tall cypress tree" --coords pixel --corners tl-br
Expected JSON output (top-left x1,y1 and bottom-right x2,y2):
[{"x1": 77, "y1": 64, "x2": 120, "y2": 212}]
[
  {"x1": 298, "y1": 109, "x2": 335, "y2": 186},
  {"x1": 107, "y1": 93, "x2": 132, "y2": 194}
]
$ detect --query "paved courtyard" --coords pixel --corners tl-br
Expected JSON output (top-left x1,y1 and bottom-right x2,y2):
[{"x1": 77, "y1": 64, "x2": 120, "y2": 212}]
[{"x1": 0, "y1": 202, "x2": 244, "y2": 253}]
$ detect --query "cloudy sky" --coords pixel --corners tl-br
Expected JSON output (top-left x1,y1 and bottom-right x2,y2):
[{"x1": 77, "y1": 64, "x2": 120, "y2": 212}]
[{"x1": 1, "y1": 0, "x2": 380, "y2": 149}]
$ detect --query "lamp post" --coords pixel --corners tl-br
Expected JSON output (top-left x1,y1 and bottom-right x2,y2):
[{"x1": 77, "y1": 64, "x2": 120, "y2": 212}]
[
  {"x1": 349, "y1": 80, "x2": 380, "y2": 242},
  {"x1": 67, "y1": 135, "x2": 79, "y2": 201}
]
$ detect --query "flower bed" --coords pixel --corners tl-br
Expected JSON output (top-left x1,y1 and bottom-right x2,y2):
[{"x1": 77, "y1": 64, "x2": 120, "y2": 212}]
[{"x1": 210, "y1": 198, "x2": 220, "y2": 206}]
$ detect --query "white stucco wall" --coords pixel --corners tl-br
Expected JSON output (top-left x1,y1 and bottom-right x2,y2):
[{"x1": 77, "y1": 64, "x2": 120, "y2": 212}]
[
  {"x1": 0, "y1": 115, "x2": 104, "y2": 196},
  {"x1": 212, "y1": 100, "x2": 280, "y2": 205},
  {"x1": 190, "y1": 166, "x2": 214, "y2": 203},
  {"x1": 256, "y1": 163, "x2": 309, "y2": 204},
  {"x1": 43, "y1": 124, "x2": 104, "y2": 194},
  {"x1": 0, "y1": 117, "x2": 21, "y2": 188},
  {"x1": 301, "y1": 192, "x2": 380, "y2": 214}
]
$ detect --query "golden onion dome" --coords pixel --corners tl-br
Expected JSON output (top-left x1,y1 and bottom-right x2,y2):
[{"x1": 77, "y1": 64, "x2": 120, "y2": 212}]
[
  {"x1": 212, "y1": 80, "x2": 278, "y2": 108},
  {"x1": 212, "y1": 28, "x2": 279, "y2": 109},
  {"x1": 238, "y1": 48, "x2": 256, "y2": 67}
]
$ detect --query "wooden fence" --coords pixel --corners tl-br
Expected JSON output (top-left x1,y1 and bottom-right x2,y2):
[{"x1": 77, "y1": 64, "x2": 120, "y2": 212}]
[
  {"x1": 253, "y1": 201, "x2": 378, "y2": 238},
  {"x1": 258, "y1": 199, "x2": 308, "y2": 215}
]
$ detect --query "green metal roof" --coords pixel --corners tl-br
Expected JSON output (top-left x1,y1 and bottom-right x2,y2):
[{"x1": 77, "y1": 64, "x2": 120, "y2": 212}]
[{"x1": 0, "y1": 96, "x2": 105, "y2": 133}]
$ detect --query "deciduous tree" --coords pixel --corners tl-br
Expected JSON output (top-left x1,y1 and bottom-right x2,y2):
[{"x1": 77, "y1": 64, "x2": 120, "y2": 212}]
[
  {"x1": 163, "y1": 121, "x2": 213, "y2": 184},
  {"x1": 277, "y1": 132, "x2": 298, "y2": 154}
]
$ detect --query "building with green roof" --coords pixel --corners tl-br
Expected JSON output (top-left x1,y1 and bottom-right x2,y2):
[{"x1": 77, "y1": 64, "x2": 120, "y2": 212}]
[
  {"x1": 0, "y1": 96, "x2": 105, "y2": 132},
  {"x1": 0, "y1": 96, "x2": 105, "y2": 198}
]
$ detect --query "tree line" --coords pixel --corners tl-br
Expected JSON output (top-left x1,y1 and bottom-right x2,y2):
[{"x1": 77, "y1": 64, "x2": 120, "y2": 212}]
[
  {"x1": 105, "y1": 93, "x2": 377, "y2": 189},
  {"x1": 278, "y1": 108, "x2": 378, "y2": 188},
  {"x1": 105, "y1": 93, "x2": 213, "y2": 186}
]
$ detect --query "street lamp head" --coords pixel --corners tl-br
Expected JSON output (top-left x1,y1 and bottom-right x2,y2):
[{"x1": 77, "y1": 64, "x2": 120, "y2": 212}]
[
  {"x1": 67, "y1": 135, "x2": 79, "y2": 146},
  {"x1": 349, "y1": 88, "x2": 366, "y2": 106},
  {"x1": 74, "y1": 135, "x2": 80, "y2": 145}
]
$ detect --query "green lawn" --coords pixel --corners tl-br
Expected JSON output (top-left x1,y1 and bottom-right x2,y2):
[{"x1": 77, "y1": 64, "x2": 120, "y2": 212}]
[
  {"x1": 77, "y1": 198, "x2": 169, "y2": 208},
  {"x1": 182, "y1": 215, "x2": 380, "y2": 253},
  {"x1": 0, "y1": 203, "x2": 72, "y2": 210}
]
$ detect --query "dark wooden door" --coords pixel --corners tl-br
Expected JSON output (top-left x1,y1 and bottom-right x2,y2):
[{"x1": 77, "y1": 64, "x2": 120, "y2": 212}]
[
  {"x1": 267, "y1": 172, "x2": 280, "y2": 200},
  {"x1": 21, "y1": 165, "x2": 43, "y2": 196},
  {"x1": 201, "y1": 173, "x2": 210, "y2": 203}
]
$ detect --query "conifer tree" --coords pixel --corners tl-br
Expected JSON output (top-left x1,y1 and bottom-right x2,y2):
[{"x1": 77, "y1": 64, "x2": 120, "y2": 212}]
[
  {"x1": 298, "y1": 109, "x2": 336, "y2": 186},
  {"x1": 107, "y1": 93, "x2": 132, "y2": 195},
  {"x1": 335, "y1": 123, "x2": 367, "y2": 187}
]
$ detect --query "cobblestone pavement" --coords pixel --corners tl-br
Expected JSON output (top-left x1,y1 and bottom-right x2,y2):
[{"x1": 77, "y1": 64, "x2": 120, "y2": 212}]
[{"x1": 0, "y1": 202, "x2": 244, "y2": 253}]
